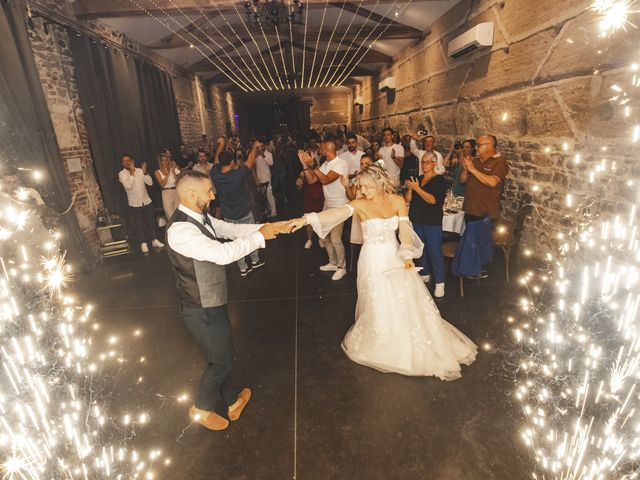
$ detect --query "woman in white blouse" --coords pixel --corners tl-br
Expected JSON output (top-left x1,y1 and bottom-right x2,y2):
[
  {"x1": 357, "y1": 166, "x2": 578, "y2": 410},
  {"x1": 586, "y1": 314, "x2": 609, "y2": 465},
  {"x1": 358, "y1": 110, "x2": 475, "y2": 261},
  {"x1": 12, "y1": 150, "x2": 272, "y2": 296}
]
[{"x1": 154, "y1": 153, "x2": 180, "y2": 219}]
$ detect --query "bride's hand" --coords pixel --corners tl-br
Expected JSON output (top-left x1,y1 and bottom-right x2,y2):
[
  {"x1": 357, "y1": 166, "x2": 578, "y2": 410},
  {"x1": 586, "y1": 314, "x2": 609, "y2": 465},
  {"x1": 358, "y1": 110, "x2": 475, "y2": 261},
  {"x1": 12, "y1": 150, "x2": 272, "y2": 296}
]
[
  {"x1": 404, "y1": 258, "x2": 415, "y2": 269},
  {"x1": 283, "y1": 217, "x2": 308, "y2": 233}
]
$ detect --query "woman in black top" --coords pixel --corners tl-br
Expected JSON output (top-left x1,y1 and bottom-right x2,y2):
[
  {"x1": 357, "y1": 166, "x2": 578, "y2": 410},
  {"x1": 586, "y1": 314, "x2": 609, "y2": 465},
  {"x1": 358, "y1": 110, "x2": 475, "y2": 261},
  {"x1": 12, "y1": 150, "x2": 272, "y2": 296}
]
[{"x1": 404, "y1": 152, "x2": 447, "y2": 298}]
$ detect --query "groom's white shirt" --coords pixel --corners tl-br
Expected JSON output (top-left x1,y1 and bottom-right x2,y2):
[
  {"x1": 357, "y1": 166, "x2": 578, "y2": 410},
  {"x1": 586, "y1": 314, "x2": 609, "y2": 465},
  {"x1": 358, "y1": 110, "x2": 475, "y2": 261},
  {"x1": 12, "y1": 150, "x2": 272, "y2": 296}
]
[{"x1": 167, "y1": 204, "x2": 265, "y2": 265}]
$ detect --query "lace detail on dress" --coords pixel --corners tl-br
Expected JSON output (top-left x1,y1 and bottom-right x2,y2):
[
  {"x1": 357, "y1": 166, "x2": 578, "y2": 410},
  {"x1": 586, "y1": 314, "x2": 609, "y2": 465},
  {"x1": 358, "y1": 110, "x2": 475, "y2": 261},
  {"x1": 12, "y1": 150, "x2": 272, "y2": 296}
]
[{"x1": 341, "y1": 216, "x2": 477, "y2": 379}]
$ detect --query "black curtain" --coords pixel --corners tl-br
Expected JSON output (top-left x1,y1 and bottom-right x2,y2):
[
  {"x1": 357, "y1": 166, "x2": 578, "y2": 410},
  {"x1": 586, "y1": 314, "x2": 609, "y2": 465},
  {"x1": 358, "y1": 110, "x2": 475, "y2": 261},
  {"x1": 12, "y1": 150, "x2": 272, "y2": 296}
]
[
  {"x1": 283, "y1": 98, "x2": 310, "y2": 138},
  {"x1": 69, "y1": 33, "x2": 181, "y2": 216},
  {"x1": 0, "y1": 2, "x2": 94, "y2": 267}
]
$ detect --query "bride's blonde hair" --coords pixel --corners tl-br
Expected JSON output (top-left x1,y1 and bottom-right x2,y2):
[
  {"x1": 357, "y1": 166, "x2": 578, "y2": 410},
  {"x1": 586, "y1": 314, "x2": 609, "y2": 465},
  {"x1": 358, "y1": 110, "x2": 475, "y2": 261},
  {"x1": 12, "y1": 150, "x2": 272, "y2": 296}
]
[{"x1": 354, "y1": 163, "x2": 396, "y2": 196}]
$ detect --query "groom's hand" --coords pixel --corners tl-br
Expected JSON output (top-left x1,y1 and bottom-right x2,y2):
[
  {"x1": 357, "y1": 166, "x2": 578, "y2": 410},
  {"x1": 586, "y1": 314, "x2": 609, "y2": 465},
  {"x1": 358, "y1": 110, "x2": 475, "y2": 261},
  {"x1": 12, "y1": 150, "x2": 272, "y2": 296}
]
[
  {"x1": 270, "y1": 220, "x2": 295, "y2": 235},
  {"x1": 258, "y1": 223, "x2": 280, "y2": 240}
]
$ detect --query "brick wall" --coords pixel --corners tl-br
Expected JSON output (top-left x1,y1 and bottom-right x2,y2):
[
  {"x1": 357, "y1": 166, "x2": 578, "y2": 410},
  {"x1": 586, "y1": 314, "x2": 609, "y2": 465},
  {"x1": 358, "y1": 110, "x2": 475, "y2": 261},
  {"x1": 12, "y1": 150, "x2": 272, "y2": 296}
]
[
  {"x1": 28, "y1": 20, "x2": 103, "y2": 252},
  {"x1": 351, "y1": 0, "x2": 637, "y2": 254},
  {"x1": 175, "y1": 76, "x2": 234, "y2": 150}
]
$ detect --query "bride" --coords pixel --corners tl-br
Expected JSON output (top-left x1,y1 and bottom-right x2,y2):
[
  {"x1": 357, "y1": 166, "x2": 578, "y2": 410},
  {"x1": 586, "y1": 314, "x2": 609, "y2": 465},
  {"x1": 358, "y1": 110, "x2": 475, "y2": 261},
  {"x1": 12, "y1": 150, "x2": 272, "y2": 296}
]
[{"x1": 287, "y1": 154, "x2": 477, "y2": 380}]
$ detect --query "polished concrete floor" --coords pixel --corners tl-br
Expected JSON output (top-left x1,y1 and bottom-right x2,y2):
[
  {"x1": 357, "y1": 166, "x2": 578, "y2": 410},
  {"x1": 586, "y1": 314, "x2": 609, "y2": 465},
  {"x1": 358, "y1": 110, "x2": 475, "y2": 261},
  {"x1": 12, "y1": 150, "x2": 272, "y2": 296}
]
[{"x1": 79, "y1": 233, "x2": 533, "y2": 480}]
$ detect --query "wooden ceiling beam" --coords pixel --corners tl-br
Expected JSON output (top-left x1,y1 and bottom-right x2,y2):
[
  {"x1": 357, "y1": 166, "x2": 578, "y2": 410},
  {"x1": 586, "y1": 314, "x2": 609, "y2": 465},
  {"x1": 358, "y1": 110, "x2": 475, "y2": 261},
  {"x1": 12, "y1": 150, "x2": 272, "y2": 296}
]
[
  {"x1": 186, "y1": 38, "x2": 391, "y2": 71},
  {"x1": 329, "y1": 1, "x2": 423, "y2": 37},
  {"x1": 74, "y1": 0, "x2": 383, "y2": 19},
  {"x1": 207, "y1": 64, "x2": 372, "y2": 83},
  {"x1": 149, "y1": 23, "x2": 422, "y2": 49}
]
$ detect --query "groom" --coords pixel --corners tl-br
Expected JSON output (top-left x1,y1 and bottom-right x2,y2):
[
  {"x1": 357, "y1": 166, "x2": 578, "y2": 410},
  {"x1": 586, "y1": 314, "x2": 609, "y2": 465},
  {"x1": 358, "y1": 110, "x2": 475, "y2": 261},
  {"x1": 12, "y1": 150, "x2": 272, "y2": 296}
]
[{"x1": 166, "y1": 170, "x2": 290, "y2": 430}]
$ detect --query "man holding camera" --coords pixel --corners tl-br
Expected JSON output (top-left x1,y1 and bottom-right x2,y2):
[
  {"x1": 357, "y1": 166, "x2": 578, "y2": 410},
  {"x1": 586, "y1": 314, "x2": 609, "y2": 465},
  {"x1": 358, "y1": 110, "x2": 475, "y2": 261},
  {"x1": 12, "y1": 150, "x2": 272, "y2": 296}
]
[{"x1": 410, "y1": 133, "x2": 445, "y2": 176}]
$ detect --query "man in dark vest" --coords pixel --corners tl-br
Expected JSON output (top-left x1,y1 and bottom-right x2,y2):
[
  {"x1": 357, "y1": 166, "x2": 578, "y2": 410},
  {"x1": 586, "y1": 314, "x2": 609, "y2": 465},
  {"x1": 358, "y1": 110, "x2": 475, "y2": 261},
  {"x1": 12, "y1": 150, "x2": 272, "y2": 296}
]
[{"x1": 166, "y1": 170, "x2": 289, "y2": 431}]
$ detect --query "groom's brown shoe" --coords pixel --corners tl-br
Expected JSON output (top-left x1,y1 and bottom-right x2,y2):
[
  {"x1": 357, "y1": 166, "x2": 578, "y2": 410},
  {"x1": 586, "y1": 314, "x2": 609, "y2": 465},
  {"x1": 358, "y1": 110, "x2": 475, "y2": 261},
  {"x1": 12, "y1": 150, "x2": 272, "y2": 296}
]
[
  {"x1": 228, "y1": 388, "x2": 252, "y2": 421},
  {"x1": 189, "y1": 406, "x2": 229, "y2": 431}
]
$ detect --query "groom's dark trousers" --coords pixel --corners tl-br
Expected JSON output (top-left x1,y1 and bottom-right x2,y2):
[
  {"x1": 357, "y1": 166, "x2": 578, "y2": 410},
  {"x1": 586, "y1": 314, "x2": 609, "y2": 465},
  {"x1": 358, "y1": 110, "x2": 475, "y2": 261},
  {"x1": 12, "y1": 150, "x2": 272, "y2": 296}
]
[
  {"x1": 181, "y1": 306, "x2": 237, "y2": 412},
  {"x1": 166, "y1": 205, "x2": 266, "y2": 414}
]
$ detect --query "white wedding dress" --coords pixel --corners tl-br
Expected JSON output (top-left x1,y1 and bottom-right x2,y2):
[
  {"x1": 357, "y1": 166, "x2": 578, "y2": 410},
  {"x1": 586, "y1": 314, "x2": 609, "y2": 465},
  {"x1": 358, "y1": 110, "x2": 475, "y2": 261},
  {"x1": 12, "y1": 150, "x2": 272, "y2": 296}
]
[{"x1": 306, "y1": 205, "x2": 477, "y2": 380}]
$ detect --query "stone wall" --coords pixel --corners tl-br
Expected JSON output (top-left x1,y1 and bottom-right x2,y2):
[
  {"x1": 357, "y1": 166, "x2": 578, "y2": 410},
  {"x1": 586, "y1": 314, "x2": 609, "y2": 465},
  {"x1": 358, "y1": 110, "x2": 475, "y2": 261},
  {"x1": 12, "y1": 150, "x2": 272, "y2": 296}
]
[
  {"x1": 351, "y1": 0, "x2": 638, "y2": 253},
  {"x1": 28, "y1": 20, "x2": 104, "y2": 251},
  {"x1": 306, "y1": 88, "x2": 352, "y2": 131}
]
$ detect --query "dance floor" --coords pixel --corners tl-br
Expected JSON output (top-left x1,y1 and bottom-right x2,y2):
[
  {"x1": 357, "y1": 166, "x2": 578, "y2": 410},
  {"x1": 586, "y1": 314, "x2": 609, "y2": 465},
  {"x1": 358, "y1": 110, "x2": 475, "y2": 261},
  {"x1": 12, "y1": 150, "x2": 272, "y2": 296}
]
[{"x1": 78, "y1": 233, "x2": 533, "y2": 479}]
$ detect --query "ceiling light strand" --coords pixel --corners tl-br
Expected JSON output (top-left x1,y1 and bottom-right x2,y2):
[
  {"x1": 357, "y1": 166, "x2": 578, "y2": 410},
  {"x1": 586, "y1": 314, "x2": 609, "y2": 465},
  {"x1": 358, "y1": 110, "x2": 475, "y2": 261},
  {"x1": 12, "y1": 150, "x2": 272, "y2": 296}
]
[
  {"x1": 313, "y1": 0, "x2": 349, "y2": 87},
  {"x1": 166, "y1": 0, "x2": 259, "y2": 90},
  {"x1": 231, "y1": 1, "x2": 282, "y2": 90},
  {"x1": 274, "y1": 25, "x2": 292, "y2": 88},
  {"x1": 126, "y1": 0, "x2": 251, "y2": 91},
  {"x1": 318, "y1": 0, "x2": 367, "y2": 87},
  {"x1": 187, "y1": 0, "x2": 269, "y2": 90},
  {"x1": 323, "y1": 0, "x2": 383, "y2": 86},
  {"x1": 286, "y1": 0, "x2": 298, "y2": 88},
  {"x1": 307, "y1": 0, "x2": 330, "y2": 87},
  {"x1": 207, "y1": 0, "x2": 274, "y2": 91},
  {"x1": 154, "y1": 0, "x2": 253, "y2": 90},
  {"x1": 335, "y1": 0, "x2": 414, "y2": 86},
  {"x1": 300, "y1": 0, "x2": 311, "y2": 88}
]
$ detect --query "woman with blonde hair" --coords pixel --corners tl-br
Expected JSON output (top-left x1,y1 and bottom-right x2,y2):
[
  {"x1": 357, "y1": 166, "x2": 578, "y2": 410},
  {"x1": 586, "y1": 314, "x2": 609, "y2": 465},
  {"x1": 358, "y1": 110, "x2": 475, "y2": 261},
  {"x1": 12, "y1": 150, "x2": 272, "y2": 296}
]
[
  {"x1": 154, "y1": 153, "x2": 180, "y2": 219},
  {"x1": 287, "y1": 162, "x2": 476, "y2": 380}
]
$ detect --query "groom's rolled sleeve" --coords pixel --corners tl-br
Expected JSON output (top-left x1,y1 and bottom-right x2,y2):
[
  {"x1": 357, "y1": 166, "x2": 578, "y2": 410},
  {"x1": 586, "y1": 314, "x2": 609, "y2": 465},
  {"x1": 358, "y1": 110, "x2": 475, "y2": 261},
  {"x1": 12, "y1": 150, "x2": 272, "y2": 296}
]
[
  {"x1": 207, "y1": 214, "x2": 264, "y2": 240},
  {"x1": 167, "y1": 222, "x2": 265, "y2": 265}
]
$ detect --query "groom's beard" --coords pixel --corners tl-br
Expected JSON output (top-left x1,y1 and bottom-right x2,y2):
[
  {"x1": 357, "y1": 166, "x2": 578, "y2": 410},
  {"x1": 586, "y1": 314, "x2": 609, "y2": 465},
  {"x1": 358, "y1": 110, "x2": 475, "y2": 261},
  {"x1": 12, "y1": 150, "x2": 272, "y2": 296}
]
[{"x1": 196, "y1": 199, "x2": 210, "y2": 215}]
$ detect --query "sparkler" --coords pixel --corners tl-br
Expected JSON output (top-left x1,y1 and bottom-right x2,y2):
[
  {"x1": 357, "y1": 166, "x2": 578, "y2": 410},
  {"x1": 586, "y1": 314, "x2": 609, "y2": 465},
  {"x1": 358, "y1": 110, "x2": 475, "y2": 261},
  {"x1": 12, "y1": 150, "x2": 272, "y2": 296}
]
[
  {"x1": 514, "y1": 4, "x2": 640, "y2": 478},
  {"x1": 591, "y1": 0, "x2": 637, "y2": 35},
  {"x1": 0, "y1": 188, "x2": 169, "y2": 478}
]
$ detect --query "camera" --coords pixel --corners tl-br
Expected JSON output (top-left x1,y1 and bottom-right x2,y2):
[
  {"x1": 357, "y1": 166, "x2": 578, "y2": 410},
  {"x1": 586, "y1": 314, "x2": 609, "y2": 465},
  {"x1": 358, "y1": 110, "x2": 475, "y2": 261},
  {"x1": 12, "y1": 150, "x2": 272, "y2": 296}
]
[
  {"x1": 417, "y1": 130, "x2": 427, "y2": 137},
  {"x1": 453, "y1": 139, "x2": 464, "y2": 149}
]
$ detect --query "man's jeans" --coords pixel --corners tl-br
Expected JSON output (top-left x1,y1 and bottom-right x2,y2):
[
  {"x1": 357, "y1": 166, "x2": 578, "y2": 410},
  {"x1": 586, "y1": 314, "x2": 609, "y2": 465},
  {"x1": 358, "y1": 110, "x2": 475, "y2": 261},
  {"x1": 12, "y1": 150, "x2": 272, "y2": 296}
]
[{"x1": 226, "y1": 211, "x2": 260, "y2": 270}]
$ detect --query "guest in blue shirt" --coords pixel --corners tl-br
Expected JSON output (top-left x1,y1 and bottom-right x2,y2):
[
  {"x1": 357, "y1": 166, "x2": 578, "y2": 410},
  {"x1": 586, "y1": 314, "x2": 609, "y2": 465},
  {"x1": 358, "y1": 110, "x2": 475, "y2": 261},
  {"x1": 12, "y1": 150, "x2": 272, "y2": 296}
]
[{"x1": 211, "y1": 138, "x2": 265, "y2": 276}]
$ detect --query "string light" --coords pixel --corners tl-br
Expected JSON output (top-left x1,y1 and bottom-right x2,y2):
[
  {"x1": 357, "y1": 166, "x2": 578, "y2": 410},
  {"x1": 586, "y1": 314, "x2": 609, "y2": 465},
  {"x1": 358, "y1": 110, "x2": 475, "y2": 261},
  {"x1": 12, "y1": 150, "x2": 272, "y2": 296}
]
[
  {"x1": 307, "y1": 0, "x2": 330, "y2": 87},
  {"x1": 318, "y1": 0, "x2": 367, "y2": 86},
  {"x1": 186, "y1": 0, "x2": 269, "y2": 90},
  {"x1": 333, "y1": 0, "x2": 412, "y2": 86},
  {"x1": 324, "y1": 0, "x2": 384, "y2": 86},
  {"x1": 127, "y1": 0, "x2": 253, "y2": 91},
  {"x1": 312, "y1": 0, "x2": 349, "y2": 87}
]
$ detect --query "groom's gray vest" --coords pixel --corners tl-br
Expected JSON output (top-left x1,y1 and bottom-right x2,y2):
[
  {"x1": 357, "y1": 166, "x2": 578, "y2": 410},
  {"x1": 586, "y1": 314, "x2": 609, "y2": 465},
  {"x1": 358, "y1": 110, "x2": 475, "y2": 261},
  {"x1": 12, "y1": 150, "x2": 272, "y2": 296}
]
[{"x1": 166, "y1": 209, "x2": 227, "y2": 309}]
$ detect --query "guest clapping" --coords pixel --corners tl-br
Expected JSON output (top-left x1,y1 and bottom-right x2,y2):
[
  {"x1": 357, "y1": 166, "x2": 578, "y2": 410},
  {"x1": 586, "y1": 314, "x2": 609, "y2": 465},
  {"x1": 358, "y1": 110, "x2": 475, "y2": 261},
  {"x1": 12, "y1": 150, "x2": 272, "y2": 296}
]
[
  {"x1": 119, "y1": 154, "x2": 164, "y2": 253},
  {"x1": 296, "y1": 148, "x2": 324, "y2": 249},
  {"x1": 155, "y1": 153, "x2": 180, "y2": 219},
  {"x1": 298, "y1": 140, "x2": 349, "y2": 280},
  {"x1": 405, "y1": 152, "x2": 447, "y2": 298}
]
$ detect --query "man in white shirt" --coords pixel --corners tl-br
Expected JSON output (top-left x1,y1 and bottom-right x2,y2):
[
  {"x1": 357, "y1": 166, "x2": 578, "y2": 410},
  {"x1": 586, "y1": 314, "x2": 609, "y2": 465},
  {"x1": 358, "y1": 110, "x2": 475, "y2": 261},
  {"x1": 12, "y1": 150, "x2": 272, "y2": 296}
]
[
  {"x1": 192, "y1": 149, "x2": 212, "y2": 175},
  {"x1": 410, "y1": 134, "x2": 445, "y2": 175},
  {"x1": 335, "y1": 137, "x2": 348, "y2": 156},
  {"x1": 166, "y1": 170, "x2": 290, "y2": 431},
  {"x1": 377, "y1": 127, "x2": 404, "y2": 186},
  {"x1": 339, "y1": 133, "x2": 365, "y2": 184},
  {"x1": 299, "y1": 140, "x2": 349, "y2": 280},
  {"x1": 254, "y1": 145, "x2": 277, "y2": 218},
  {"x1": 118, "y1": 154, "x2": 164, "y2": 253}
]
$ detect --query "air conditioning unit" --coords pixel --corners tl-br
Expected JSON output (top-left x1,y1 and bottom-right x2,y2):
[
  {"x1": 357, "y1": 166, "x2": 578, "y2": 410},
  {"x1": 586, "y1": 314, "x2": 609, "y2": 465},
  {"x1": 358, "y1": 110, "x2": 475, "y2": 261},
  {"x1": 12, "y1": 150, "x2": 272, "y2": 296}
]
[
  {"x1": 447, "y1": 22, "x2": 494, "y2": 59},
  {"x1": 354, "y1": 96, "x2": 364, "y2": 106},
  {"x1": 378, "y1": 77, "x2": 396, "y2": 91}
]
